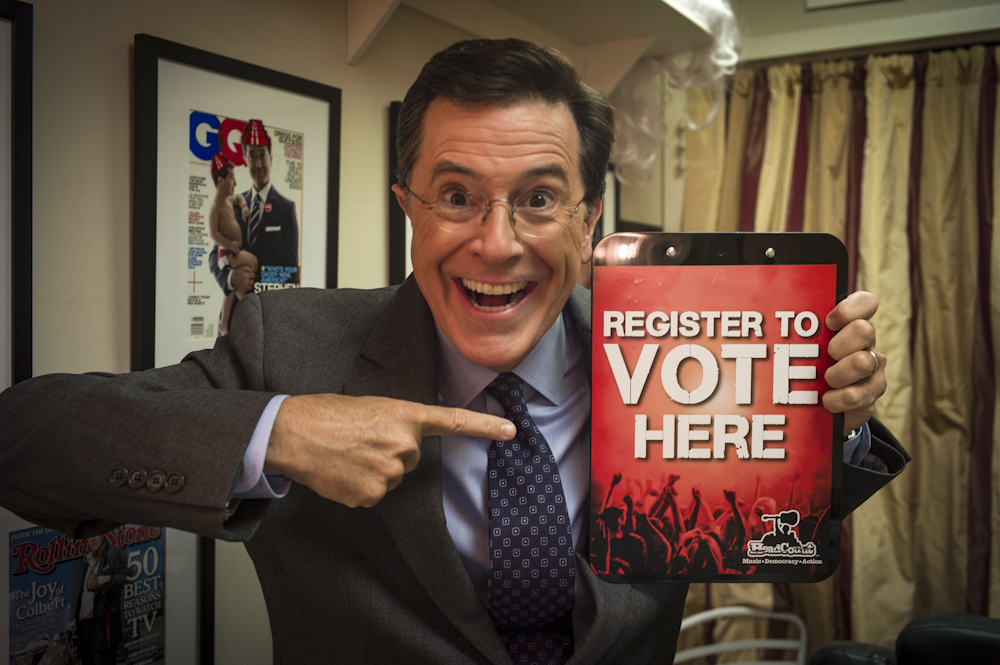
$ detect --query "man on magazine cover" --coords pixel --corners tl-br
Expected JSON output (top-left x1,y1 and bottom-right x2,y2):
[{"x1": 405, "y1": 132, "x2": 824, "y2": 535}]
[
  {"x1": 0, "y1": 39, "x2": 906, "y2": 665},
  {"x1": 208, "y1": 119, "x2": 299, "y2": 328},
  {"x1": 73, "y1": 534, "x2": 127, "y2": 665}
]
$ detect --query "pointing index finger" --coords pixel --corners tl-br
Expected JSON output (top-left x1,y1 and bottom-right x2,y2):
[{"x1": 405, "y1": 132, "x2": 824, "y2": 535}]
[{"x1": 418, "y1": 404, "x2": 516, "y2": 441}]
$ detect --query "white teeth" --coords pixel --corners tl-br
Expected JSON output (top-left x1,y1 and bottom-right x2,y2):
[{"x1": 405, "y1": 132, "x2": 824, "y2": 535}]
[{"x1": 461, "y1": 278, "x2": 528, "y2": 295}]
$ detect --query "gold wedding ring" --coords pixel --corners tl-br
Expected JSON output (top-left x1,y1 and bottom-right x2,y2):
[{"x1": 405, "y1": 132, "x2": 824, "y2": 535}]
[{"x1": 867, "y1": 348, "x2": 879, "y2": 376}]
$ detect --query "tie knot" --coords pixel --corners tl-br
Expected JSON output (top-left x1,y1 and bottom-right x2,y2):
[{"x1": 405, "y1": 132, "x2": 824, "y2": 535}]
[{"x1": 485, "y1": 372, "x2": 528, "y2": 418}]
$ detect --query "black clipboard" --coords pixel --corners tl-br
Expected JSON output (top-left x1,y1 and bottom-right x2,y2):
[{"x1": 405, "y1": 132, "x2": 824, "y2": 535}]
[{"x1": 589, "y1": 233, "x2": 847, "y2": 583}]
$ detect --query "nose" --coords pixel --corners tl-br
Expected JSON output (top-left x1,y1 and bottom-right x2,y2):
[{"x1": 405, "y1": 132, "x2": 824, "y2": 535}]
[{"x1": 471, "y1": 201, "x2": 523, "y2": 265}]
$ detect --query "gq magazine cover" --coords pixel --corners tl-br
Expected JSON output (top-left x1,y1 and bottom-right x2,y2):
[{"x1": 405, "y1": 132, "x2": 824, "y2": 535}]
[
  {"x1": 8, "y1": 525, "x2": 165, "y2": 665},
  {"x1": 187, "y1": 112, "x2": 305, "y2": 340}
]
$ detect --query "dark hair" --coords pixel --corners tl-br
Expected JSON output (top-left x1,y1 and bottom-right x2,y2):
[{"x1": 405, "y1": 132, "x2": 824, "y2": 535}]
[
  {"x1": 212, "y1": 162, "x2": 233, "y2": 187},
  {"x1": 396, "y1": 38, "x2": 614, "y2": 205}
]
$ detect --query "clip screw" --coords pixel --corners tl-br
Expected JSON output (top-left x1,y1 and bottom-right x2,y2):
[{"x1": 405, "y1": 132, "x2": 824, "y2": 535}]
[
  {"x1": 666, "y1": 247, "x2": 677, "y2": 258},
  {"x1": 765, "y1": 247, "x2": 776, "y2": 259}
]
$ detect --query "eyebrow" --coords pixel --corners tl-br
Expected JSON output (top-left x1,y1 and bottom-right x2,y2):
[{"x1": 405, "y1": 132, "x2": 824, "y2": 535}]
[
  {"x1": 430, "y1": 160, "x2": 477, "y2": 181},
  {"x1": 429, "y1": 160, "x2": 571, "y2": 187}
]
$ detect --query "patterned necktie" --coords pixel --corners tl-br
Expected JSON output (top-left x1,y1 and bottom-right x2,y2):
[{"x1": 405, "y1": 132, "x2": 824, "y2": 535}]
[
  {"x1": 485, "y1": 372, "x2": 575, "y2": 665},
  {"x1": 247, "y1": 193, "x2": 263, "y2": 248}
]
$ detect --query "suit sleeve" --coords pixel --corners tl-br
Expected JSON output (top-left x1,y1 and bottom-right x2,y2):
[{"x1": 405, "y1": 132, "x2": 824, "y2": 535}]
[
  {"x1": 0, "y1": 296, "x2": 279, "y2": 541},
  {"x1": 841, "y1": 417, "x2": 910, "y2": 516}
]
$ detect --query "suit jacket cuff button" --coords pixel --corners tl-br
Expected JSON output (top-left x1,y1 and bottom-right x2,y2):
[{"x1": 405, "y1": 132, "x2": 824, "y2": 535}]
[
  {"x1": 165, "y1": 473, "x2": 186, "y2": 493},
  {"x1": 110, "y1": 468, "x2": 128, "y2": 487}
]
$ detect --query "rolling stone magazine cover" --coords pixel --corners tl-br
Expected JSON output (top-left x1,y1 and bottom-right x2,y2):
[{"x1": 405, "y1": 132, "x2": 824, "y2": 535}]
[
  {"x1": 591, "y1": 263, "x2": 840, "y2": 583},
  {"x1": 9, "y1": 525, "x2": 165, "y2": 665},
  {"x1": 186, "y1": 111, "x2": 304, "y2": 340}
]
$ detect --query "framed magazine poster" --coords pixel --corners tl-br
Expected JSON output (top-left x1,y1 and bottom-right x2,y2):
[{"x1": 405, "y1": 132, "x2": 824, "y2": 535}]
[
  {"x1": 0, "y1": 1, "x2": 35, "y2": 662},
  {"x1": 388, "y1": 101, "x2": 411, "y2": 286},
  {"x1": 133, "y1": 33, "x2": 341, "y2": 371},
  {"x1": 132, "y1": 34, "x2": 340, "y2": 663},
  {"x1": 595, "y1": 166, "x2": 618, "y2": 241}
]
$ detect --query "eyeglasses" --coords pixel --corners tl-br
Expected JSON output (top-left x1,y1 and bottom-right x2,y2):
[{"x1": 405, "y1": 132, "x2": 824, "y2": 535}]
[{"x1": 406, "y1": 187, "x2": 586, "y2": 238}]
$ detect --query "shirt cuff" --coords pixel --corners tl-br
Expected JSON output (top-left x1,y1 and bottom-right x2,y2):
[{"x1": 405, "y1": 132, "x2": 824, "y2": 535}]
[
  {"x1": 843, "y1": 422, "x2": 872, "y2": 466},
  {"x1": 234, "y1": 394, "x2": 292, "y2": 499}
]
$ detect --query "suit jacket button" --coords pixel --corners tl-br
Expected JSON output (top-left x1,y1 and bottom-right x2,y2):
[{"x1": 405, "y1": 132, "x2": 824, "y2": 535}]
[
  {"x1": 128, "y1": 469, "x2": 148, "y2": 489},
  {"x1": 110, "y1": 468, "x2": 128, "y2": 487},
  {"x1": 147, "y1": 470, "x2": 166, "y2": 491},
  {"x1": 165, "y1": 473, "x2": 186, "y2": 493}
]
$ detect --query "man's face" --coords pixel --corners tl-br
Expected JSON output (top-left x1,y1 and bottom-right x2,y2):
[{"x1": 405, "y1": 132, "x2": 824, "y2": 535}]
[
  {"x1": 86, "y1": 535, "x2": 105, "y2": 553},
  {"x1": 243, "y1": 145, "x2": 271, "y2": 192},
  {"x1": 393, "y1": 99, "x2": 600, "y2": 372}
]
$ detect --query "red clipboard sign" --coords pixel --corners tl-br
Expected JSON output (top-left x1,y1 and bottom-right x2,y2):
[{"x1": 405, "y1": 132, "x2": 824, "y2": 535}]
[{"x1": 590, "y1": 233, "x2": 846, "y2": 583}]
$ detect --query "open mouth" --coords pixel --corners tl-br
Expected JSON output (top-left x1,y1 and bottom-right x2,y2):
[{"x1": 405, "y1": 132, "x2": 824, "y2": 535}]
[{"x1": 460, "y1": 278, "x2": 530, "y2": 312}]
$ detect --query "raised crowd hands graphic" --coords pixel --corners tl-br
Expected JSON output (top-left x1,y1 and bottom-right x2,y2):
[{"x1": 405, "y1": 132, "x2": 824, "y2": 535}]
[{"x1": 591, "y1": 469, "x2": 828, "y2": 577}]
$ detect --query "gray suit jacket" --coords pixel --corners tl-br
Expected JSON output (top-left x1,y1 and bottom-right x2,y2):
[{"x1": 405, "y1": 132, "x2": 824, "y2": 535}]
[{"x1": 0, "y1": 278, "x2": 908, "y2": 664}]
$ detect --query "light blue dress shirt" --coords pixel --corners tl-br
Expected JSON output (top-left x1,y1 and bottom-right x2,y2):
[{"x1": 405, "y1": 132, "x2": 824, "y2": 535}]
[{"x1": 435, "y1": 313, "x2": 596, "y2": 648}]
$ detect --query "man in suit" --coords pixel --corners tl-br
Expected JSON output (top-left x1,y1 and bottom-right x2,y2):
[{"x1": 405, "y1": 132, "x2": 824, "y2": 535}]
[
  {"x1": 209, "y1": 119, "x2": 300, "y2": 317},
  {"x1": 73, "y1": 534, "x2": 127, "y2": 665},
  {"x1": 0, "y1": 39, "x2": 905, "y2": 664}
]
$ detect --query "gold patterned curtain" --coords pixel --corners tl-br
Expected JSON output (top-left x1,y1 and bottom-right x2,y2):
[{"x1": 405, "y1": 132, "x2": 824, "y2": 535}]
[{"x1": 679, "y1": 43, "x2": 999, "y2": 656}]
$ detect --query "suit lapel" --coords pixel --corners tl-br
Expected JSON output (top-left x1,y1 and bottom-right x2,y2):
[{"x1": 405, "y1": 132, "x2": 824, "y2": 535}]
[{"x1": 343, "y1": 278, "x2": 511, "y2": 665}]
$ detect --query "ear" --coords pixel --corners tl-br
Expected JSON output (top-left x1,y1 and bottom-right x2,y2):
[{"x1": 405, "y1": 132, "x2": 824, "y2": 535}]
[
  {"x1": 579, "y1": 198, "x2": 603, "y2": 264},
  {"x1": 391, "y1": 184, "x2": 409, "y2": 217}
]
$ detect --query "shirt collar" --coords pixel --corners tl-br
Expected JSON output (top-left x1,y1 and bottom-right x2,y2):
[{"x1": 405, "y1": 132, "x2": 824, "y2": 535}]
[
  {"x1": 436, "y1": 314, "x2": 568, "y2": 408},
  {"x1": 251, "y1": 181, "x2": 272, "y2": 203}
]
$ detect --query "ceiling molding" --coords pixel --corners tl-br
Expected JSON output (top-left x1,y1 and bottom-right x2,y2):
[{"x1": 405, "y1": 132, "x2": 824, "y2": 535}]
[
  {"x1": 350, "y1": 0, "x2": 712, "y2": 96},
  {"x1": 568, "y1": 36, "x2": 656, "y2": 96},
  {"x1": 742, "y1": 4, "x2": 1000, "y2": 61},
  {"x1": 347, "y1": 0, "x2": 403, "y2": 66}
]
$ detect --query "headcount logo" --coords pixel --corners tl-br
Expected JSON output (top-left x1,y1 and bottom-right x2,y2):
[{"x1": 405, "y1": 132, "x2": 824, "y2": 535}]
[{"x1": 10, "y1": 525, "x2": 162, "y2": 575}]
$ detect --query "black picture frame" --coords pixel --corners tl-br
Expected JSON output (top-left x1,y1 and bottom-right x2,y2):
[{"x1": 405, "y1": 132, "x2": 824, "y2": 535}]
[
  {"x1": 2, "y1": 0, "x2": 31, "y2": 386},
  {"x1": 132, "y1": 33, "x2": 341, "y2": 371},
  {"x1": 388, "y1": 101, "x2": 406, "y2": 285}
]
